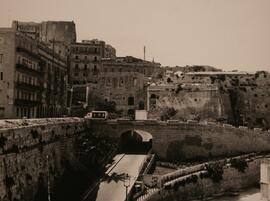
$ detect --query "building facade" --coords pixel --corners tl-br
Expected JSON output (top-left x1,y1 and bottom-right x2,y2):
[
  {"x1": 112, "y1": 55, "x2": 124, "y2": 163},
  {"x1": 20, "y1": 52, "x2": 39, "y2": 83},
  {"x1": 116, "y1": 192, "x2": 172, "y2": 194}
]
[
  {"x1": 12, "y1": 20, "x2": 76, "y2": 58},
  {"x1": 69, "y1": 39, "x2": 107, "y2": 85},
  {"x1": 70, "y1": 56, "x2": 160, "y2": 115},
  {"x1": 0, "y1": 28, "x2": 67, "y2": 119}
]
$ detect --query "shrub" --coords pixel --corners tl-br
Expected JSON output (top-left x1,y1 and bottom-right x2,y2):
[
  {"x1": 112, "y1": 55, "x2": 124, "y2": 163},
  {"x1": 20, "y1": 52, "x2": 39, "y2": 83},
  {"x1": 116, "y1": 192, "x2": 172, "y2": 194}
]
[
  {"x1": 230, "y1": 158, "x2": 248, "y2": 173},
  {"x1": 160, "y1": 107, "x2": 177, "y2": 121},
  {"x1": 175, "y1": 84, "x2": 183, "y2": 94},
  {"x1": 191, "y1": 175, "x2": 198, "y2": 183},
  {"x1": 5, "y1": 176, "x2": 15, "y2": 188},
  {"x1": 0, "y1": 135, "x2": 7, "y2": 149},
  {"x1": 205, "y1": 163, "x2": 224, "y2": 183},
  {"x1": 31, "y1": 130, "x2": 39, "y2": 139}
]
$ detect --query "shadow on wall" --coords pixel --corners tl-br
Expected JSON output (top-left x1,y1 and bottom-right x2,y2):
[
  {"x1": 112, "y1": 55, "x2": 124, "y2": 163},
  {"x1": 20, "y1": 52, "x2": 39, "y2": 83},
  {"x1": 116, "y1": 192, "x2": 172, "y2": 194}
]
[{"x1": 166, "y1": 135, "x2": 215, "y2": 162}]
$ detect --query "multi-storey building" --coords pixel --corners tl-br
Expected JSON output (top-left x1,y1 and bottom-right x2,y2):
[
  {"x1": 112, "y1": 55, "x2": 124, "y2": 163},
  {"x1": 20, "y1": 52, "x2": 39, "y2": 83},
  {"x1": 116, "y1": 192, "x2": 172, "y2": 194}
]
[
  {"x1": 12, "y1": 20, "x2": 76, "y2": 58},
  {"x1": 70, "y1": 56, "x2": 160, "y2": 115},
  {"x1": 69, "y1": 39, "x2": 115, "y2": 85},
  {"x1": 0, "y1": 27, "x2": 67, "y2": 119}
]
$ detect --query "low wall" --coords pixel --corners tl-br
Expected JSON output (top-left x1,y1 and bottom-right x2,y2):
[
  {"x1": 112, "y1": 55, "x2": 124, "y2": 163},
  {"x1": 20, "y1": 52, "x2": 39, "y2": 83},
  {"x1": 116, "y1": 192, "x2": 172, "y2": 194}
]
[
  {"x1": 0, "y1": 118, "x2": 84, "y2": 201},
  {"x1": 144, "y1": 156, "x2": 263, "y2": 201}
]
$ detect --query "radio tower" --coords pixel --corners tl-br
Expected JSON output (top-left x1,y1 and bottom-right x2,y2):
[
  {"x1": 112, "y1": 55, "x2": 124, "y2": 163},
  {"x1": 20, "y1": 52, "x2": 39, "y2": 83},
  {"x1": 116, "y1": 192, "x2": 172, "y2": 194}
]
[{"x1": 144, "y1": 46, "x2": 146, "y2": 61}]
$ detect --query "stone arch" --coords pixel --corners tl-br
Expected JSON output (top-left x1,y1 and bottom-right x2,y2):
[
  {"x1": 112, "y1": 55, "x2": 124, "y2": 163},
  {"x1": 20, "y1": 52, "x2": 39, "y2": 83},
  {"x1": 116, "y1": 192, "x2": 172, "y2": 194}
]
[{"x1": 119, "y1": 129, "x2": 153, "y2": 153}]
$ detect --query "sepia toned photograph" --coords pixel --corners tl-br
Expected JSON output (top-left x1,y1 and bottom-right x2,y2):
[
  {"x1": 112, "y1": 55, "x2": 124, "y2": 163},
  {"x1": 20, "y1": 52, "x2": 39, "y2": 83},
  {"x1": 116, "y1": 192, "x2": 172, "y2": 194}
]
[{"x1": 0, "y1": 0, "x2": 270, "y2": 201}]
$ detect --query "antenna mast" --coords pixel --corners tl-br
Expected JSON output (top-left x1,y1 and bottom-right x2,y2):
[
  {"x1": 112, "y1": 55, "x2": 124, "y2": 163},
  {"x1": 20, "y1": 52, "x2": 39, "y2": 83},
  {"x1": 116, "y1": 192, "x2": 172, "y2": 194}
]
[{"x1": 143, "y1": 46, "x2": 146, "y2": 61}]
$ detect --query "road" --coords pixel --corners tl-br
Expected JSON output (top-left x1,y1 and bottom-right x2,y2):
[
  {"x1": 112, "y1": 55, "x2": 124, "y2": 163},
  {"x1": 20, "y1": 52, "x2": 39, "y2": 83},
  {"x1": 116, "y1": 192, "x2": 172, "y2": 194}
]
[{"x1": 90, "y1": 154, "x2": 147, "y2": 201}]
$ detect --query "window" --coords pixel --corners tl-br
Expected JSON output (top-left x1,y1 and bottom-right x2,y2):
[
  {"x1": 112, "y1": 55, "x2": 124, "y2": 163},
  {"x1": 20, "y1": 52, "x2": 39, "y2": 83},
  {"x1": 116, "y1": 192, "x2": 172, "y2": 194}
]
[
  {"x1": 119, "y1": 78, "x2": 124, "y2": 87},
  {"x1": 17, "y1": 107, "x2": 19, "y2": 117},
  {"x1": 0, "y1": 72, "x2": 3, "y2": 80},
  {"x1": 75, "y1": 55, "x2": 79, "y2": 60},
  {"x1": 84, "y1": 64, "x2": 87, "y2": 70},
  {"x1": 0, "y1": 54, "x2": 3, "y2": 63},
  {"x1": 0, "y1": 107, "x2": 5, "y2": 118},
  {"x1": 128, "y1": 96, "x2": 134, "y2": 106}
]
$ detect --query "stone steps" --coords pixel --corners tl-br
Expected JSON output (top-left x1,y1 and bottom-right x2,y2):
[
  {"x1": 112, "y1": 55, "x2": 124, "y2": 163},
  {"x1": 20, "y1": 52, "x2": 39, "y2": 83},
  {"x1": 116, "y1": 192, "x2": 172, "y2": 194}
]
[{"x1": 136, "y1": 188, "x2": 159, "y2": 201}]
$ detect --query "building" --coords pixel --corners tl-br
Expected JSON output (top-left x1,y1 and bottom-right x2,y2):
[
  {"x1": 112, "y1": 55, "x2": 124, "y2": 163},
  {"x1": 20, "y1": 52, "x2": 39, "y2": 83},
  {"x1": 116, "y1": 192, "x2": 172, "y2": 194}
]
[
  {"x1": 105, "y1": 44, "x2": 116, "y2": 59},
  {"x1": 69, "y1": 55, "x2": 160, "y2": 116},
  {"x1": 12, "y1": 20, "x2": 76, "y2": 58},
  {"x1": 69, "y1": 39, "x2": 108, "y2": 85},
  {"x1": 0, "y1": 27, "x2": 67, "y2": 119}
]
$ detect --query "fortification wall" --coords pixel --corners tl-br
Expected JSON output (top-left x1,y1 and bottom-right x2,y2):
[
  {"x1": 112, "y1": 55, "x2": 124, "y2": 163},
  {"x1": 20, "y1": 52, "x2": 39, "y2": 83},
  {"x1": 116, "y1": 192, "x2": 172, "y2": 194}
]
[
  {"x1": 149, "y1": 71, "x2": 270, "y2": 128},
  {"x1": 89, "y1": 120, "x2": 270, "y2": 160},
  {"x1": 148, "y1": 84, "x2": 232, "y2": 121},
  {"x1": 0, "y1": 118, "x2": 84, "y2": 201}
]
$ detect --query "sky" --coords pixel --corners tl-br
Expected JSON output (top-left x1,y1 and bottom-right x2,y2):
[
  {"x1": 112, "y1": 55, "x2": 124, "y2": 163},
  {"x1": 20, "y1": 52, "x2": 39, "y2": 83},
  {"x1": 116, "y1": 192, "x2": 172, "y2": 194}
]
[{"x1": 1, "y1": 0, "x2": 270, "y2": 71}]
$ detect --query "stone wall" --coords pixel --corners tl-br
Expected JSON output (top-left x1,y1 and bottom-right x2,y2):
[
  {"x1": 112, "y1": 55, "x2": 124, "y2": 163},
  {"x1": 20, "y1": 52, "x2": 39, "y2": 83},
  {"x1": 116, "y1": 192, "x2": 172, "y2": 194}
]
[
  {"x1": 88, "y1": 120, "x2": 270, "y2": 160},
  {"x1": 145, "y1": 156, "x2": 262, "y2": 201},
  {"x1": 147, "y1": 84, "x2": 229, "y2": 121},
  {"x1": 0, "y1": 118, "x2": 84, "y2": 201},
  {"x1": 148, "y1": 71, "x2": 270, "y2": 128}
]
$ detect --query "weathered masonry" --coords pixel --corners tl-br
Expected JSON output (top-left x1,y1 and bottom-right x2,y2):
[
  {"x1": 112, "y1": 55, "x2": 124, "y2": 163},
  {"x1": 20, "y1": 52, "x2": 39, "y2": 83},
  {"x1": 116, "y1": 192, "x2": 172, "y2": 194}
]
[
  {"x1": 87, "y1": 119, "x2": 270, "y2": 160},
  {"x1": 0, "y1": 118, "x2": 84, "y2": 201}
]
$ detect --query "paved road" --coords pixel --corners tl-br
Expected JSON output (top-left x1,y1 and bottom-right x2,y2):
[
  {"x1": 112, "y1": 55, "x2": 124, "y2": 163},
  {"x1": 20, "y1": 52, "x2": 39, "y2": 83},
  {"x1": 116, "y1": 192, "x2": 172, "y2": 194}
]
[{"x1": 93, "y1": 154, "x2": 147, "y2": 201}]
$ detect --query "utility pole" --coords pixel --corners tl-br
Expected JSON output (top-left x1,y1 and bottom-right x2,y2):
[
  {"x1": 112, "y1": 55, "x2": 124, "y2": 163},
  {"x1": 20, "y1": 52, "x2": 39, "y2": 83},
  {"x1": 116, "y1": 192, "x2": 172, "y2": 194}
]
[
  {"x1": 124, "y1": 174, "x2": 130, "y2": 201},
  {"x1": 47, "y1": 155, "x2": 51, "y2": 201}
]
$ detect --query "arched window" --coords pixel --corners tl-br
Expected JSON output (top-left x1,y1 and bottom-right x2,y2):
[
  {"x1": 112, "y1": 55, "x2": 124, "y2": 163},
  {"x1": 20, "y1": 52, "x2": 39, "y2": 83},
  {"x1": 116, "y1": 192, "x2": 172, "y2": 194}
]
[{"x1": 150, "y1": 94, "x2": 157, "y2": 108}]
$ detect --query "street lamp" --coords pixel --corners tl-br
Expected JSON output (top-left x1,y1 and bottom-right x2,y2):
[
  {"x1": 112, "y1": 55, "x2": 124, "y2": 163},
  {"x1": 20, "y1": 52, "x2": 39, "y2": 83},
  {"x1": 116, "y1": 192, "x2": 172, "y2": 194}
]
[{"x1": 124, "y1": 174, "x2": 130, "y2": 201}]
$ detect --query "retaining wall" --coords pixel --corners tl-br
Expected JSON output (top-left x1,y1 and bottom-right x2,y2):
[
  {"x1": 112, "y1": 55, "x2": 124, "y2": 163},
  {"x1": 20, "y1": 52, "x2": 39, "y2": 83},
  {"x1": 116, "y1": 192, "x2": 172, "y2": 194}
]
[{"x1": 0, "y1": 118, "x2": 84, "y2": 201}]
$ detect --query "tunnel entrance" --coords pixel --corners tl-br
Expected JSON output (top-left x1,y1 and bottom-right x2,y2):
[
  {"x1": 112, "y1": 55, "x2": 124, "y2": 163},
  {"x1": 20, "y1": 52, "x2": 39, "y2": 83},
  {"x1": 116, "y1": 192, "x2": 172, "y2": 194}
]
[{"x1": 118, "y1": 130, "x2": 152, "y2": 154}]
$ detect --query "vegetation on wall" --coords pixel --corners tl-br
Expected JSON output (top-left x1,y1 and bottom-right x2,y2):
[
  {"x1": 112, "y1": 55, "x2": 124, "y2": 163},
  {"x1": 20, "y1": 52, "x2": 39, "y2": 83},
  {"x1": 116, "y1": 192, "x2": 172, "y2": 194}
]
[
  {"x1": 175, "y1": 84, "x2": 183, "y2": 94},
  {"x1": 229, "y1": 158, "x2": 248, "y2": 173},
  {"x1": 205, "y1": 163, "x2": 224, "y2": 183},
  {"x1": 0, "y1": 135, "x2": 7, "y2": 149},
  {"x1": 160, "y1": 107, "x2": 177, "y2": 121}
]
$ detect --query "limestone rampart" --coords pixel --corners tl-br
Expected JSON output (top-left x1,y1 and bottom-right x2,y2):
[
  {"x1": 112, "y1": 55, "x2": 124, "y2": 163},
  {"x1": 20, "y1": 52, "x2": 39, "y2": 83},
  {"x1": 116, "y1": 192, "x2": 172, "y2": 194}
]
[
  {"x1": 0, "y1": 118, "x2": 84, "y2": 201},
  {"x1": 88, "y1": 119, "x2": 270, "y2": 160}
]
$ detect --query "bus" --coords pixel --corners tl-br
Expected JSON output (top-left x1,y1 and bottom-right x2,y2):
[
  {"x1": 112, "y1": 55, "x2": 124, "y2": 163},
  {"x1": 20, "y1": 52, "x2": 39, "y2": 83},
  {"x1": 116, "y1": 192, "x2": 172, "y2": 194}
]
[{"x1": 84, "y1": 111, "x2": 108, "y2": 120}]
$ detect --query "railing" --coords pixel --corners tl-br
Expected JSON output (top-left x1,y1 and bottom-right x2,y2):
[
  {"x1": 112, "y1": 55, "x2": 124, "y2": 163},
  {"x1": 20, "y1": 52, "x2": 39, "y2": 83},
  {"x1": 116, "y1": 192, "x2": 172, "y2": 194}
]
[
  {"x1": 16, "y1": 47, "x2": 40, "y2": 60},
  {"x1": 16, "y1": 81, "x2": 43, "y2": 91},
  {"x1": 16, "y1": 63, "x2": 42, "y2": 76},
  {"x1": 14, "y1": 98, "x2": 41, "y2": 106}
]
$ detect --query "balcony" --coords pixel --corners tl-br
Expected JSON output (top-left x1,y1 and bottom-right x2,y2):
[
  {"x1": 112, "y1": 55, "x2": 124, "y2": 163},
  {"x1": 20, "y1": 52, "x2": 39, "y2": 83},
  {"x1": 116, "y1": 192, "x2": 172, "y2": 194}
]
[
  {"x1": 14, "y1": 99, "x2": 41, "y2": 106},
  {"x1": 16, "y1": 63, "x2": 43, "y2": 76},
  {"x1": 16, "y1": 47, "x2": 40, "y2": 60},
  {"x1": 16, "y1": 81, "x2": 43, "y2": 91}
]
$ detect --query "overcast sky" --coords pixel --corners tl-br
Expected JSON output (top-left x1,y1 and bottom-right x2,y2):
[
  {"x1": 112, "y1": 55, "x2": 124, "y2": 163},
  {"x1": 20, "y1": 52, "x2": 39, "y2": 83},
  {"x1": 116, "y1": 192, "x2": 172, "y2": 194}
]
[{"x1": 1, "y1": 0, "x2": 270, "y2": 71}]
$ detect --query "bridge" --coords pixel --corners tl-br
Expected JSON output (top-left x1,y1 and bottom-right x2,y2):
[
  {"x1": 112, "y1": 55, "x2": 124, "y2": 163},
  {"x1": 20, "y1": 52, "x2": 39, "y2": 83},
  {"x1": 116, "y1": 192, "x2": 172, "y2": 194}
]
[{"x1": 86, "y1": 119, "x2": 270, "y2": 160}]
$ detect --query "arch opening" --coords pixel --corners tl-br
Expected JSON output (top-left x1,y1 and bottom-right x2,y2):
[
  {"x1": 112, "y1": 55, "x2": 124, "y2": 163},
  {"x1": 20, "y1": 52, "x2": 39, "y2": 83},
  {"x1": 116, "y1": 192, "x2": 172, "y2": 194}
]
[{"x1": 118, "y1": 130, "x2": 153, "y2": 154}]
